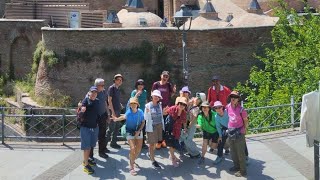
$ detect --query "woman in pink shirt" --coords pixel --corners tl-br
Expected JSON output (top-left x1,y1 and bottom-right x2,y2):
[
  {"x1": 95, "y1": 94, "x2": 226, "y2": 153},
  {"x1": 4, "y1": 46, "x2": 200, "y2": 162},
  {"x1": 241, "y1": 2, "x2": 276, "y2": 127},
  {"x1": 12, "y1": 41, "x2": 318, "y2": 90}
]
[{"x1": 226, "y1": 91, "x2": 249, "y2": 177}]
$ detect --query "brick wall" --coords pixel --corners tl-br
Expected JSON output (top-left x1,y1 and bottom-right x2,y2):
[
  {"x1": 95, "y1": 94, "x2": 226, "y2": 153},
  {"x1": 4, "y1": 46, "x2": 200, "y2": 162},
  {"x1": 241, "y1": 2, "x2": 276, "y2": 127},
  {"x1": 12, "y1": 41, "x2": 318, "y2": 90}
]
[
  {"x1": 37, "y1": 26, "x2": 273, "y2": 104},
  {"x1": 0, "y1": 20, "x2": 44, "y2": 79}
]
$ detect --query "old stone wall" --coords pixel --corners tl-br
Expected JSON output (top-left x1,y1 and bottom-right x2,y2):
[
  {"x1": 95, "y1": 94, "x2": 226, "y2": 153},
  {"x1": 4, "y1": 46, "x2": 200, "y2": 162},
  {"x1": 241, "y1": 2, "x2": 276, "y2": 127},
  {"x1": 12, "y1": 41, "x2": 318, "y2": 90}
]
[
  {"x1": 37, "y1": 26, "x2": 273, "y2": 105},
  {"x1": 0, "y1": 19, "x2": 44, "y2": 79}
]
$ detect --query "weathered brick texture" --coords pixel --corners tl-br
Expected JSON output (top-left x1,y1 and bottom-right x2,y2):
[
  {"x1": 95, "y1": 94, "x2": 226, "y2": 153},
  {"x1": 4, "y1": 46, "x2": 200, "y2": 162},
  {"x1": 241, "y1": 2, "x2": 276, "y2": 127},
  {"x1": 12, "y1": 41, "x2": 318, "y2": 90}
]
[
  {"x1": 0, "y1": 20, "x2": 44, "y2": 79},
  {"x1": 37, "y1": 26, "x2": 273, "y2": 105}
]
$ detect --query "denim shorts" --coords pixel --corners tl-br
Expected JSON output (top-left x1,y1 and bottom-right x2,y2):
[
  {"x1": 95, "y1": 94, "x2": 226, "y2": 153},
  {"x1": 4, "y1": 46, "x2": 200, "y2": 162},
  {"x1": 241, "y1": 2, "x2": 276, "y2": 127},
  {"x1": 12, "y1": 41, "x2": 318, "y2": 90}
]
[
  {"x1": 203, "y1": 131, "x2": 219, "y2": 143},
  {"x1": 126, "y1": 131, "x2": 143, "y2": 141},
  {"x1": 80, "y1": 126, "x2": 99, "y2": 150}
]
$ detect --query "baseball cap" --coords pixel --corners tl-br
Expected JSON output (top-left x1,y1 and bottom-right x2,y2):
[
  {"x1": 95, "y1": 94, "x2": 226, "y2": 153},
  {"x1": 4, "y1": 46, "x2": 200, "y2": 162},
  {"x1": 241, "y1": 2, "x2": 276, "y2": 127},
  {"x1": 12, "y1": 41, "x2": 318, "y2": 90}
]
[
  {"x1": 89, "y1": 86, "x2": 98, "y2": 92},
  {"x1": 212, "y1": 75, "x2": 220, "y2": 81}
]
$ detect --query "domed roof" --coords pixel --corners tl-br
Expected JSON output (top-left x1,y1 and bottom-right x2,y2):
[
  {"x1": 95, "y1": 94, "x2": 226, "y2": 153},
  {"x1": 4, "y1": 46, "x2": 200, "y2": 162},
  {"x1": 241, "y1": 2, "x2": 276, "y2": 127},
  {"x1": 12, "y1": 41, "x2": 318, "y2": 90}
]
[
  {"x1": 117, "y1": 9, "x2": 163, "y2": 28},
  {"x1": 230, "y1": 13, "x2": 279, "y2": 27},
  {"x1": 189, "y1": 16, "x2": 230, "y2": 29}
]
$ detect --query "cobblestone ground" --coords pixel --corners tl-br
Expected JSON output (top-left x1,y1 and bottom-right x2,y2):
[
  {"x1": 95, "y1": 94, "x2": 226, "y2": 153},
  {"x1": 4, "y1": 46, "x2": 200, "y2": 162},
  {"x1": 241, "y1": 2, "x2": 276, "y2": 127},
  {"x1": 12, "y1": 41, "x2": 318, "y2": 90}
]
[{"x1": 0, "y1": 129, "x2": 314, "y2": 180}]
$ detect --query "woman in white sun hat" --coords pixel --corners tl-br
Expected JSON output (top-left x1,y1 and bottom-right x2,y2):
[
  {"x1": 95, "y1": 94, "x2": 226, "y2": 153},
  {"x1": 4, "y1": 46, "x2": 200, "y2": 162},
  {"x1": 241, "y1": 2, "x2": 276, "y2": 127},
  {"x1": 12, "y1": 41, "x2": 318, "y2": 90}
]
[{"x1": 144, "y1": 90, "x2": 169, "y2": 169}]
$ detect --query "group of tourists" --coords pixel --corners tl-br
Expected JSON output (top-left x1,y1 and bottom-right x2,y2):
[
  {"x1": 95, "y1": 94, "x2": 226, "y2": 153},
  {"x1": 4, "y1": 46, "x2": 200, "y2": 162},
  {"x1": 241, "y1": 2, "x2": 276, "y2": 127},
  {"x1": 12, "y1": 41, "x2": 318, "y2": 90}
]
[{"x1": 78, "y1": 71, "x2": 249, "y2": 177}]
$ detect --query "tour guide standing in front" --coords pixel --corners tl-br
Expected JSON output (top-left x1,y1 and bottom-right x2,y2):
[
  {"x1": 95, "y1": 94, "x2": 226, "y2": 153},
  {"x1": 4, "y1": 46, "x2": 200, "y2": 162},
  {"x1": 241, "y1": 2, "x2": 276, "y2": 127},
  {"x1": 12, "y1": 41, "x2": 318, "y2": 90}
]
[{"x1": 79, "y1": 86, "x2": 100, "y2": 175}]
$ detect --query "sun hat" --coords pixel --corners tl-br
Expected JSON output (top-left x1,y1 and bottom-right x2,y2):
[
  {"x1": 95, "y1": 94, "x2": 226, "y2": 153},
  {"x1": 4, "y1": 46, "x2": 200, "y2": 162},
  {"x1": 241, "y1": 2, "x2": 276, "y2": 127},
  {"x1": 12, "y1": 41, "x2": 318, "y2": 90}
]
[
  {"x1": 129, "y1": 97, "x2": 140, "y2": 106},
  {"x1": 229, "y1": 91, "x2": 240, "y2": 98},
  {"x1": 176, "y1": 97, "x2": 188, "y2": 105},
  {"x1": 114, "y1": 74, "x2": 123, "y2": 80},
  {"x1": 181, "y1": 86, "x2": 191, "y2": 95},
  {"x1": 200, "y1": 101, "x2": 210, "y2": 108},
  {"x1": 213, "y1": 101, "x2": 223, "y2": 108},
  {"x1": 151, "y1": 90, "x2": 163, "y2": 99}
]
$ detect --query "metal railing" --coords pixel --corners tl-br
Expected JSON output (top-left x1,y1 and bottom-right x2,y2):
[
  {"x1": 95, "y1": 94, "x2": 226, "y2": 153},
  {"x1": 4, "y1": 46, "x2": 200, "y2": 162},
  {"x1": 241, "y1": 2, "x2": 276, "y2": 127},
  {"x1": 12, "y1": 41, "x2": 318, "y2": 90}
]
[
  {"x1": 246, "y1": 96, "x2": 301, "y2": 133},
  {"x1": 0, "y1": 97, "x2": 302, "y2": 144},
  {"x1": 0, "y1": 107, "x2": 79, "y2": 145}
]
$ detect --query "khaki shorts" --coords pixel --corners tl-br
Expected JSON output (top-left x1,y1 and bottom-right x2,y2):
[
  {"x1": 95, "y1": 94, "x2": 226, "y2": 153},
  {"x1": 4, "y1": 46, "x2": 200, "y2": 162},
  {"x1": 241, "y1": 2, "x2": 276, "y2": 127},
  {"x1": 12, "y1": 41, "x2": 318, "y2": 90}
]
[{"x1": 147, "y1": 123, "x2": 163, "y2": 144}]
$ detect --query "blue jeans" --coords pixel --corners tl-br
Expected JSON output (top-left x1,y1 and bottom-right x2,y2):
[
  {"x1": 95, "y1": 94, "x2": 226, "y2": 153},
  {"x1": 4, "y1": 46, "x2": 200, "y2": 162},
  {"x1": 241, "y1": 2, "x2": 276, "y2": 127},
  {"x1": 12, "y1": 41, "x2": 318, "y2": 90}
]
[{"x1": 180, "y1": 123, "x2": 199, "y2": 156}]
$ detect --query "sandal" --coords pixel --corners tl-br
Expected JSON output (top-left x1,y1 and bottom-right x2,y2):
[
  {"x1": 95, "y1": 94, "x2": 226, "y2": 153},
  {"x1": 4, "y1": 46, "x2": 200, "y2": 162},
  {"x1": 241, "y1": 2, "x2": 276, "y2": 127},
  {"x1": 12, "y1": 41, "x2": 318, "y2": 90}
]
[
  {"x1": 134, "y1": 162, "x2": 140, "y2": 168},
  {"x1": 172, "y1": 160, "x2": 179, "y2": 167},
  {"x1": 170, "y1": 156, "x2": 181, "y2": 163},
  {"x1": 130, "y1": 169, "x2": 137, "y2": 176}
]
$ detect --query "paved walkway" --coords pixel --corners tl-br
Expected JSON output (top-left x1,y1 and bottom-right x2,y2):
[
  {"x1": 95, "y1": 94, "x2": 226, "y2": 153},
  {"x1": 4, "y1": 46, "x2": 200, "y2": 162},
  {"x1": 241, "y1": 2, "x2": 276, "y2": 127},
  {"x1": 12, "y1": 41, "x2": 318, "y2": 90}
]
[{"x1": 0, "y1": 129, "x2": 315, "y2": 180}]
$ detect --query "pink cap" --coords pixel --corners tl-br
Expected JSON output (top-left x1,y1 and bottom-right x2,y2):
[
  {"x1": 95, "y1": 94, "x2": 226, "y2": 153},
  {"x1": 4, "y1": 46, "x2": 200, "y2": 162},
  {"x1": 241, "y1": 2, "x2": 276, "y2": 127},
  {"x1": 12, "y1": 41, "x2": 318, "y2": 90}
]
[{"x1": 213, "y1": 101, "x2": 223, "y2": 107}]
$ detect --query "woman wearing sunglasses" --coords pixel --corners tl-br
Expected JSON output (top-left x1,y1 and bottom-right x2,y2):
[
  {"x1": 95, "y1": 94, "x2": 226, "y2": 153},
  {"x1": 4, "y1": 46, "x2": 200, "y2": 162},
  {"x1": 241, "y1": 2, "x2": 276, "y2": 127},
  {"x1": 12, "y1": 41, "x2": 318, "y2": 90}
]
[
  {"x1": 165, "y1": 97, "x2": 188, "y2": 167},
  {"x1": 226, "y1": 91, "x2": 249, "y2": 177}
]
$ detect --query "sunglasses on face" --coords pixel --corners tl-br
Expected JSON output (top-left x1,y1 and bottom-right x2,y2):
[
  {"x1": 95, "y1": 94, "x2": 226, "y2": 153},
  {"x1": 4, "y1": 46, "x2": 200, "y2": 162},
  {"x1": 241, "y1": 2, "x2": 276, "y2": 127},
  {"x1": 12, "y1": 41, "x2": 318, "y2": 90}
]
[
  {"x1": 178, "y1": 103, "x2": 187, "y2": 107},
  {"x1": 214, "y1": 106, "x2": 223, "y2": 110},
  {"x1": 163, "y1": 75, "x2": 169, "y2": 78}
]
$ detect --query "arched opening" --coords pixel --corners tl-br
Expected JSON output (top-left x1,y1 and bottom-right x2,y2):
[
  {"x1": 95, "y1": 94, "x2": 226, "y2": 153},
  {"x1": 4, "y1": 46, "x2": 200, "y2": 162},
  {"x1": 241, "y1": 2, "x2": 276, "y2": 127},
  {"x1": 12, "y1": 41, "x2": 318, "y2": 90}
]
[{"x1": 10, "y1": 36, "x2": 32, "y2": 80}]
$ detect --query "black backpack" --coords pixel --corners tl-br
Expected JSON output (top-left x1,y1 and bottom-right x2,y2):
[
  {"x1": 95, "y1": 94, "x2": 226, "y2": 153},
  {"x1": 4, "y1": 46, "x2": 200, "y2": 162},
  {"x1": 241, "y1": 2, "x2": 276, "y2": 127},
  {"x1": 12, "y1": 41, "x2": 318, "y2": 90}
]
[{"x1": 164, "y1": 115, "x2": 175, "y2": 133}]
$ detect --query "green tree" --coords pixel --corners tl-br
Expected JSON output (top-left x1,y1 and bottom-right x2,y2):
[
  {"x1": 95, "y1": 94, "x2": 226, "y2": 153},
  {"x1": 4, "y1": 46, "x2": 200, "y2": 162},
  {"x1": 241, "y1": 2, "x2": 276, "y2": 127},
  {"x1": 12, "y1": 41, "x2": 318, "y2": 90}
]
[
  {"x1": 236, "y1": 0, "x2": 320, "y2": 132},
  {"x1": 239, "y1": 0, "x2": 320, "y2": 108}
]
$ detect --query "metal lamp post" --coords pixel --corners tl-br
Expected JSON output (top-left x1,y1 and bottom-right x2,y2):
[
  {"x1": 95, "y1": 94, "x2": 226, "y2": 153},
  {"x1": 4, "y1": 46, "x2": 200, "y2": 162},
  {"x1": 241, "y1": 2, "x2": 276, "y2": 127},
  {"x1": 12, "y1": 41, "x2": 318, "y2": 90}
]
[{"x1": 174, "y1": 4, "x2": 193, "y2": 85}]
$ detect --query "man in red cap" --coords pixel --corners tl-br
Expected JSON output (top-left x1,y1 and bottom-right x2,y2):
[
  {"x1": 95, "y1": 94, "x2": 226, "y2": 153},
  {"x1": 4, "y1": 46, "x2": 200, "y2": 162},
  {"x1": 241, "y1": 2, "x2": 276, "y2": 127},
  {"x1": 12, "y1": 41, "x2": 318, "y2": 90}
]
[{"x1": 207, "y1": 75, "x2": 231, "y2": 107}]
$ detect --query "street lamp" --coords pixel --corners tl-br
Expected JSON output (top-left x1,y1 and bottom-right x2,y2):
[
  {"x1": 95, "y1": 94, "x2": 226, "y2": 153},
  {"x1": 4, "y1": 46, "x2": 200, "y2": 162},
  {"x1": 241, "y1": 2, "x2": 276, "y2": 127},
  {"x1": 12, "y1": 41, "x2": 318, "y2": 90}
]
[{"x1": 174, "y1": 4, "x2": 193, "y2": 85}]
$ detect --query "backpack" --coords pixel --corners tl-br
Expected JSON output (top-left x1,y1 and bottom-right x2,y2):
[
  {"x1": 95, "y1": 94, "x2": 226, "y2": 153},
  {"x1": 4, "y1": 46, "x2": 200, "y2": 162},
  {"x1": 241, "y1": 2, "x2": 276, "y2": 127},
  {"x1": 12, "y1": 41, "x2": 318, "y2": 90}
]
[
  {"x1": 225, "y1": 104, "x2": 246, "y2": 140},
  {"x1": 76, "y1": 99, "x2": 88, "y2": 129},
  {"x1": 164, "y1": 115, "x2": 175, "y2": 133}
]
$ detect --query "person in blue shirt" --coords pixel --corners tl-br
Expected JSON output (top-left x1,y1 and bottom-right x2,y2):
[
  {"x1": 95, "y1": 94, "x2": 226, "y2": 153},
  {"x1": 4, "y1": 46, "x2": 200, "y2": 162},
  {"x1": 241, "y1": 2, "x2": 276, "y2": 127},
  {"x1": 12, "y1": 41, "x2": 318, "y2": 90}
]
[
  {"x1": 127, "y1": 79, "x2": 148, "y2": 149},
  {"x1": 113, "y1": 97, "x2": 145, "y2": 176},
  {"x1": 213, "y1": 101, "x2": 229, "y2": 164}
]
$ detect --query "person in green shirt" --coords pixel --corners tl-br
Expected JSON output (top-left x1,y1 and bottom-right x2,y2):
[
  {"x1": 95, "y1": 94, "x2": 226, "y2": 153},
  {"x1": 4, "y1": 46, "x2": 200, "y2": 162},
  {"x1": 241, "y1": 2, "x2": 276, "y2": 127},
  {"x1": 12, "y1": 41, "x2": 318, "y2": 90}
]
[{"x1": 197, "y1": 101, "x2": 219, "y2": 165}]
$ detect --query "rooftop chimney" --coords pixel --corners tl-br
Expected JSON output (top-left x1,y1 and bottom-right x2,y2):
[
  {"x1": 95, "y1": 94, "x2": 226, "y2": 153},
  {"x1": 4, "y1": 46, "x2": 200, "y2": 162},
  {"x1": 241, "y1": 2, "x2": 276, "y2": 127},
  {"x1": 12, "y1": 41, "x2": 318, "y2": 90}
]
[
  {"x1": 247, "y1": 0, "x2": 263, "y2": 14},
  {"x1": 125, "y1": 0, "x2": 145, "y2": 12},
  {"x1": 199, "y1": 0, "x2": 218, "y2": 19}
]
